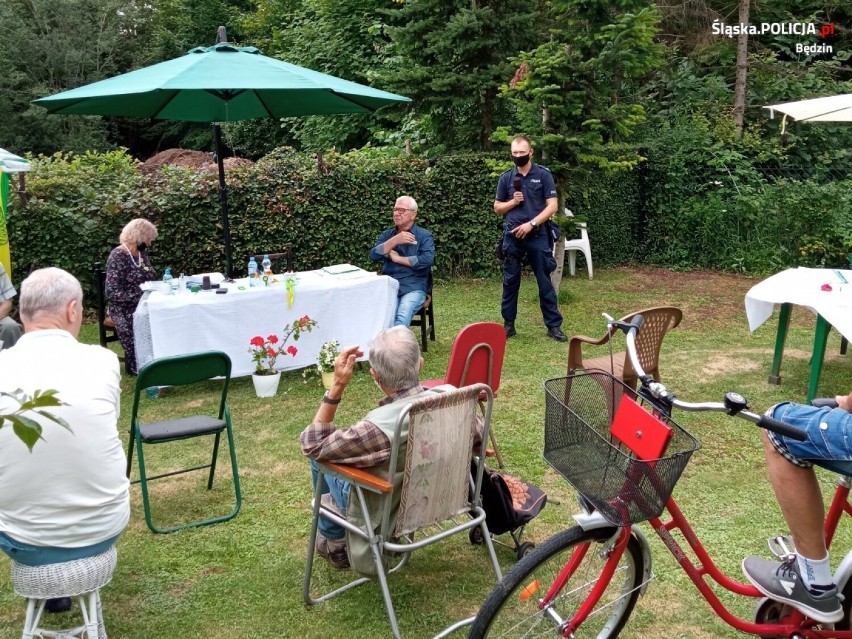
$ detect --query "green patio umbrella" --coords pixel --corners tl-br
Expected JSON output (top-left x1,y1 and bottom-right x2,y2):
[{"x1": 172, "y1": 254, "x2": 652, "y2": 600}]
[{"x1": 34, "y1": 27, "x2": 410, "y2": 275}]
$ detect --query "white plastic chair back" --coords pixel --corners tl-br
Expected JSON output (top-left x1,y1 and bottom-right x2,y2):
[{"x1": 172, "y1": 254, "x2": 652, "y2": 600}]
[{"x1": 564, "y1": 222, "x2": 593, "y2": 279}]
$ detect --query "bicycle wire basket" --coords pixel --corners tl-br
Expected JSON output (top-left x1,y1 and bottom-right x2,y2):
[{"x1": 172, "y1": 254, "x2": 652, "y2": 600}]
[{"x1": 544, "y1": 371, "x2": 701, "y2": 526}]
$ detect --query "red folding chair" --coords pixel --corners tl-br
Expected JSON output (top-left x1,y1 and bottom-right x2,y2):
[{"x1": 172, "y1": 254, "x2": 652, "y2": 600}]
[{"x1": 423, "y1": 322, "x2": 507, "y2": 466}]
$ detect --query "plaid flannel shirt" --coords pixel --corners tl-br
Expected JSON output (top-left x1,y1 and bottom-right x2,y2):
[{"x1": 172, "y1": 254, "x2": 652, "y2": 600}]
[{"x1": 300, "y1": 385, "x2": 427, "y2": 468}]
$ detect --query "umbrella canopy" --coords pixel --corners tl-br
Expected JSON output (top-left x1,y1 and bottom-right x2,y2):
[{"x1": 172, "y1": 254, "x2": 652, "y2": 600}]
[
  {"x1": 0, "y1": 148, "x2": 31, "y2": 174},
  {"x1": 0, "y1": 148, "x2": 31, "y2": 278},
  {"x1": 765, "y1": 93, "x2": 852, "y2": 123},
  {"x1": 33, "y1": 43, "x2": 409, "y2": 122},
  {"x1": 34, "y1": 32, "x2": 410, "y2": 275}
]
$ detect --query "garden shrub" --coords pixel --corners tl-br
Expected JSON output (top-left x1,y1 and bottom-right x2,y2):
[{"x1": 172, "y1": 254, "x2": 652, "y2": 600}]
[
  {"x1": 566, "y1": 166, "x2": 640, "y2": 267},
  {"x1": 7, "y1": 146, "x2": 850, "y2": 310}
]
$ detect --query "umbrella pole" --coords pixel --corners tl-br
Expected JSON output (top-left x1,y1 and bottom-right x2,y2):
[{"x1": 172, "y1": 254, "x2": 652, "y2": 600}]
[{"x1": 213, "y1": 123, "x2": 233, "y2": 277}]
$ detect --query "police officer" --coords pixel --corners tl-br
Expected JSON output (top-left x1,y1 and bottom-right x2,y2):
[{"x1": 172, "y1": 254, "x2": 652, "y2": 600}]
[{"x1": 494, "y1": 135, "x2": 566, "y2": 342}]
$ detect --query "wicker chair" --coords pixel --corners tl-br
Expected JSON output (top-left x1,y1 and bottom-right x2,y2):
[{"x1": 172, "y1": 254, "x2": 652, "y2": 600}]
[
  {"x1": 11, "y1": 546, "x2": 117, "y2": 639},
  {"x1": 567, "y1": 307, "x2": 683, "y2": 389}
]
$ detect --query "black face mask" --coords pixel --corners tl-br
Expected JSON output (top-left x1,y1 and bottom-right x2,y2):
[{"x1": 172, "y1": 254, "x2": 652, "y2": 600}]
[
  {"x1": 137, "y1": 243, "x2": 148, "y2": 252},
  {"x1": 512, "y1": 154, "x2": 530, "y2": 167}
]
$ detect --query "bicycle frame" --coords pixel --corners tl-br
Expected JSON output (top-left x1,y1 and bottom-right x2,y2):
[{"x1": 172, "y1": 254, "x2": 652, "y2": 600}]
[
  {"x1": 534, "y1": 314, "x2": 852, "y2": 638},
  {"x1": 555, "y1": 478, "x2": 852, "y2": 638}
]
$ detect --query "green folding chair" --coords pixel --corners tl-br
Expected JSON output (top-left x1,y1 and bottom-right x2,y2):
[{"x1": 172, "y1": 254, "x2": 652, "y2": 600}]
[{"x1": 127, "y1": 351, "x2": 242, "y2": 534}]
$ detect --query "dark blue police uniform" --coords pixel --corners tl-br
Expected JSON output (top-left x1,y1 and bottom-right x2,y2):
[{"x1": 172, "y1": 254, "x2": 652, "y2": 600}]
[{"x1": 495, "y1": 164, "x2": 562, "y2": 330}]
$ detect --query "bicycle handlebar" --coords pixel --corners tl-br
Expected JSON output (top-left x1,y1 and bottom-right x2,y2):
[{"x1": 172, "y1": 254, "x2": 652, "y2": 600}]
[{"x1": 612, "y1": 313, "x2": 808, "y2": 442}]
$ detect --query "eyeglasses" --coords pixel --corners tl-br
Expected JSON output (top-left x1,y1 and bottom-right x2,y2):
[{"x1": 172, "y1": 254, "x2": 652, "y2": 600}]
[{"x1": 393, "y1": 207, "x2": 414, "y2": 213}]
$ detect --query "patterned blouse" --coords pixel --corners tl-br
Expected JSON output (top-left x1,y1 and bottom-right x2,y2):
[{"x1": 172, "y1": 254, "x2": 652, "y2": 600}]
[{"x1": 105, "y1": 245, "x2": 157, "y2": 310}]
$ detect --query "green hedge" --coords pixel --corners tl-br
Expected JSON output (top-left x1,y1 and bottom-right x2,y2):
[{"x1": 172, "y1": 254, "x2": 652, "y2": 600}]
[
  {"x1": 7, "y1": 147, "x2": 851, "y2": 309},
  {"x1": 565, "y1": 167, "x2": 641, "y2": 267},
  {"x1": 7, "y1": 149, "x2": 506, "y2": 306}
]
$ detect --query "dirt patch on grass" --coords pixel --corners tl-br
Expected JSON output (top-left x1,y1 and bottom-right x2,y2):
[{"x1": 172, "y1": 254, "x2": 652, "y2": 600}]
[
  {"x1": 702, "y1": 353, "x2": 761, "y2": 376},
  {"x1": 607, "y1": 267, "x2": 826, "y2": 334}
]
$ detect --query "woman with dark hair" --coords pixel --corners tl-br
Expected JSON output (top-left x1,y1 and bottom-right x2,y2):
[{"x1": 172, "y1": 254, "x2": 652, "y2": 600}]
[{"x1": 105, "y1": 218, "x2": 158, "y2": 375}]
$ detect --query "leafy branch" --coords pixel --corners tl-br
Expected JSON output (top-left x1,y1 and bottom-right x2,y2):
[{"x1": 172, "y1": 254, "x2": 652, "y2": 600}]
[{"x1": 0, "y1": 389, "x2": 71, "y2": 452}]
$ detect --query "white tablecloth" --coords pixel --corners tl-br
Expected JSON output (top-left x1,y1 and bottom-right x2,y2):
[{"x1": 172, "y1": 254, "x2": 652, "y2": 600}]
[
  {"x1": 134, "y1": 269, "x2": 399, "y2": 377},
  {"x1": 744, "y1": 267, "x2": 852, "y2": 340}
]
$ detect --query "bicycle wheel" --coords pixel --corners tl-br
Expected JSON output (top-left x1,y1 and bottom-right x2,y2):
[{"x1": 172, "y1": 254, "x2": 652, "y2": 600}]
[{"x1": 469, "y1": 526, "x2": 645, "y2": 638}]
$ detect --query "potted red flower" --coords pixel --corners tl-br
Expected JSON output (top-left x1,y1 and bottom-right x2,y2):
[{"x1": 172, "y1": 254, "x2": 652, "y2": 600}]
[{"x1": 248, "y1": 316, "x2": 318, "y2": 397}]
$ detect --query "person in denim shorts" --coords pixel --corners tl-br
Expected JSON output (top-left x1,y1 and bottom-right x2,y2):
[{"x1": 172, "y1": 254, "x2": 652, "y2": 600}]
[{"x1": 742, "y1": 392, "x2": 852, "y2": 624}]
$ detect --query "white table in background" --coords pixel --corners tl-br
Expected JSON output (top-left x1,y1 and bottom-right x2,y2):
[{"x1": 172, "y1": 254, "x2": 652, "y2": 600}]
[
  {"x1": 134, "y1": 268, "x2": 399, "y2": 377},
  {"x1": 744, "y1": 267, "x2": 852, "y2": 400}
]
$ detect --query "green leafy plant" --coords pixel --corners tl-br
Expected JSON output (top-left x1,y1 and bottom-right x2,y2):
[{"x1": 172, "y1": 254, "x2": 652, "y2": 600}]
[
  {"x1": 316, "y1": 340, "x2": 340, "y2": 374},
  {"x1": 248, "y1": 316, "x2": 318, "y2": 375},
  {"x1": 0, "y1": 389, "x2": 70, "y2": 451}
]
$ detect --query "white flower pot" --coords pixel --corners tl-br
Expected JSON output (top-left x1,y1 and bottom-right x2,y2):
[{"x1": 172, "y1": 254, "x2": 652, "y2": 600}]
[
  {"x1": 252, "y1": 372, "x2": 281, "y2": 398},
  {"x1": 321, "y1": 371, "x2": 335, "y2": 390}
]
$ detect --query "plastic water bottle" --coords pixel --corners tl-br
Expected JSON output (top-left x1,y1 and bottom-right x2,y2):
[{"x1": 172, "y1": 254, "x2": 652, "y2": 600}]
[
  {"x1": 162, "y1": 268, "x2": 174, "y2": 295},
  {"x1": 178, "y1": 273, "x2": 186, "y2": 295},
  {"x1": 262, "y1": 254, "x2": 272, "y2": 278},
  {"x1": 248, "y1": 257, "x2": 258, "y2": 287}
]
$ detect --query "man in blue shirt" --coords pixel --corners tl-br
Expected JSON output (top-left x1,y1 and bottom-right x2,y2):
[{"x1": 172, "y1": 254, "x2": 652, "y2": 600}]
[
  {"x1": 494, "y1": 135, "x2": 566, "y2": 342},
  {"x1": 370, "y1": 196, "x2": 436, "y2": 327}
]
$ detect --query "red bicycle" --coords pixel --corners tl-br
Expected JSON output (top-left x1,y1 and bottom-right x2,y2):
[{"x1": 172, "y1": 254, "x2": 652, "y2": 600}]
[{"x1": 468, "y1": 314, "x2": 852, "y2": 638}]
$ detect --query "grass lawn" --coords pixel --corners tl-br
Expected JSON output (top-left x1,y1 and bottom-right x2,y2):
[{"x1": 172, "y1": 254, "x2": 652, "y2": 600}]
[{"x1": 1, "y1": 266, "x2": 851, "y2": 638}]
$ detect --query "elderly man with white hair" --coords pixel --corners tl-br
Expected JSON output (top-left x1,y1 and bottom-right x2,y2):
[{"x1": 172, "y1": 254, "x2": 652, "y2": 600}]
[
  {"x1": 300, "y1": 326, "x2": 479, "y2": 574},
  {"x1": 369, "y1": 195, "x2": 435, "y2": 327},
  {"x1": 0, "y1": 268, "x2": 129, "y2": 574}
]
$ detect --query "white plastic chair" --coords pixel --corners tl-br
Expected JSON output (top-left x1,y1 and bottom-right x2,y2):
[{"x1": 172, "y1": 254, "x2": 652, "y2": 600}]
[
  {"x1": 11, "y1": 546, "x2": 117, "y2": 638},
  {"x1": 564, "y1": 220, "x2": 593, "y2": 279}
]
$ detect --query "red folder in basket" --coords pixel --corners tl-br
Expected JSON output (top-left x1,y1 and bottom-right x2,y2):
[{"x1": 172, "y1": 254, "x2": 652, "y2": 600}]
[{"x1": 610, "y1": 396, "x2": 673, "y2": 461}]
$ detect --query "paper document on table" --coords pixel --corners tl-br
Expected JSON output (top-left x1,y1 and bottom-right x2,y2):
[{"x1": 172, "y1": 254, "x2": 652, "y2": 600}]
[
  {"x1": 322, "y1": 264, "x2": 362, "y2": 275},
  {"x1": 332, "y1": 269, "x2": 371, "y2": 280}
]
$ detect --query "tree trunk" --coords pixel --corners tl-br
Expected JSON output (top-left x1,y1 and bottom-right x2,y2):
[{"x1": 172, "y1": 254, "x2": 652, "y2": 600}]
[
  {"x1": 733, "y1": 0, "x2": 750, "y2": 137},
  {"x1": 540, "y1": 106, "x2": 565, "y2": 293},
  {"x1": 551, "y1": 210, "x2": 565, "y2": 292},
  {"x1": 480, "y1": 87, "x2": 494, "y2": 150}
]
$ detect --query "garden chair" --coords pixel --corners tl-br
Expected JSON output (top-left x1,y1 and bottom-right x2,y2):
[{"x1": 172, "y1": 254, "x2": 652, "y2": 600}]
[
  {"x1": 93, "y1": 260, "x2": 123, "y2": 351},
  {"x1": 408, "y1": 269, "x2": 435, "y2": 352},
  {"x1": 564, "y1": 221, "x2": 593, "y2": 278},
  {"x1": 127, "y1": 351, "x2": 242, "y2": 534},
  {"x1": 422, "y1": 322, "x2": 507, "y2": 467},
  {"x1": 559, "y1": 208, "x2": 593, "y2": 278},
  {"x1": 93, "y1": 261, "x2": 126, "y2": 372},
  {"x1": 11, "y1": 546, "x2": 116, "y2": 639},
  {"x1": 567, "y1": 306, "x2": 683, "y2": 390},
  {"x1": 249, "y1": 246, "x2": 294, "y2": 273},
  {"x1": 303, "y1": 384, "x2": 502, "y2": 639}
]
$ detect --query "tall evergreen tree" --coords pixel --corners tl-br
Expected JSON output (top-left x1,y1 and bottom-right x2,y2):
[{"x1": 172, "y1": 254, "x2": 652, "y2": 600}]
[
  {"x1": 380, "y1": 0, "x2": 542, "y2": 151},
  {"x1": 0, "y1": 0, "x2": 150, "y2": 154},
  {"x1": 497, "y1": 0, "x2": 665, "y2": 175},
  {"x1": 231, "y1": 0, "x2": 396, "y2": 154}
]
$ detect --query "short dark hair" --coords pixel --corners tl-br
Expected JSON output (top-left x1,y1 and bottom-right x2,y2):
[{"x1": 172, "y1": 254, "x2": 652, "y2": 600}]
[{"x1": 511, "y1": 135, "x2": 533, "y2": 148}]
